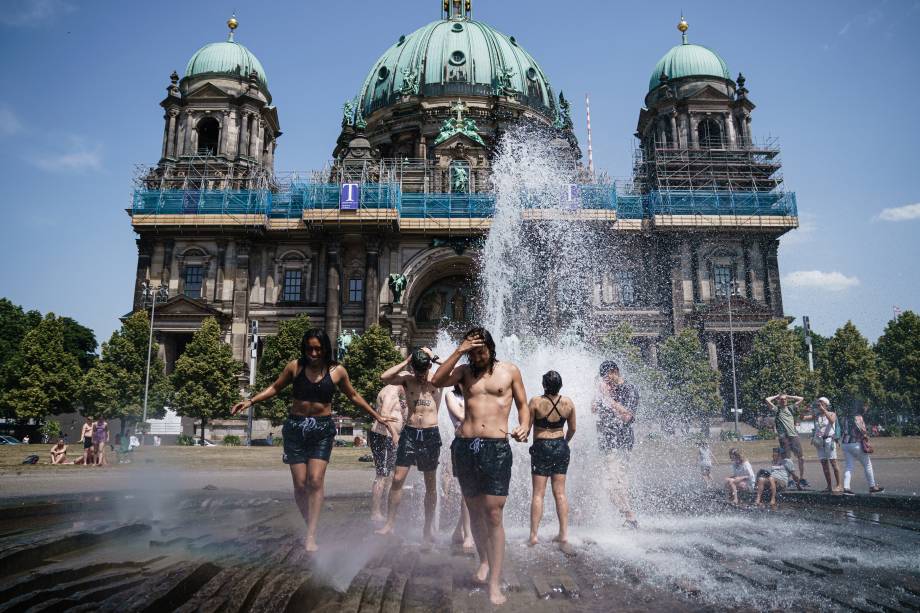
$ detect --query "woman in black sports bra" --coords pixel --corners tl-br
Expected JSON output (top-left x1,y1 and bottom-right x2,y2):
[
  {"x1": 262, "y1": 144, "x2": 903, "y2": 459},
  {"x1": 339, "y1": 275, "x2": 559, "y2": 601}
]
[
  {"x1": 527, "y1": 370, "x2": 577, "y2": 550},
  {"x1": 232, "y1": 328, "x2": 396, "y2": 552}
]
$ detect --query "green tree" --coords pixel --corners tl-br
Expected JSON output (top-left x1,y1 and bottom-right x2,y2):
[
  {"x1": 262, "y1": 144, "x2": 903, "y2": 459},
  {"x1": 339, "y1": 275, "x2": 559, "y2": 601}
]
[
  {"x1": 0, "y1": 314, "x2": 82, "y2": 420},
  {"x1": 334, "y1": 325, "x2": 403, "y2": 420},
  {"x1": 0, "y1": 299, "x2": 42, "y2": 390},
  {"x1": 739, "y1": 319, "x2": 809, "y2": 420},
  {"x1": 254, "y1": 314, "x2": 314, "y2": 425},
  {"x1": 171, "y1": 317, "x2": 242, "y2": 443},
  {"x1": 658, "y1": 329, "x2": 723, "y2": 430},
  {"x1": 821, "y1": 321, "x2": 883, "y2": 418},
  {"x1": 80, "y1": 311, "x2": 170, "y2": 429},
  {"x1": 60, "y1": 317, "x2": 98, "y2": 372},
  {"x1": 875, "y1": 310, "x2": 920, "y2": 420}
]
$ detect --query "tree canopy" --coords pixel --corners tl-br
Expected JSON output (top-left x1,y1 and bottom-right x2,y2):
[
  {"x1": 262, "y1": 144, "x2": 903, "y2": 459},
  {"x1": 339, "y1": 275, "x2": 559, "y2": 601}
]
[
  {"x1": 658, "y1": 328, "x2": 723, "y2": 429},
  {"x1": 739, "y1": 319, "x2": 809, "y2": 419},
  {"x1": 171, "y1": 317, "x2": 242, "y2": 442},
  {"x1": 334, "y1": 325, "x2": 403, "y2": 420},
  {"x1": 0, "y1": 314, "x2": 83, "y2": 420},
  {"x1": 821, "y1": 321, "x2": 883, "y2": 416},
  {"x1": 875, "y1": 310, "x2": 920, "y2": 420},
  {"x1": 254, "y1": 314, "x2": 314, "y2": 425},
  {"x1": 79, "y1": 311, "x2": 170, "y2": 426}
]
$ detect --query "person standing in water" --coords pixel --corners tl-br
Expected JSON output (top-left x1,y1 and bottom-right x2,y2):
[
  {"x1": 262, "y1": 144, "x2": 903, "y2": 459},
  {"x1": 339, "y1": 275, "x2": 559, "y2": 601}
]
[
  {"x1": 80, "y1": 416, "x2": 94, "y2": 467},
  {"x1": 432, "y1": 328, "x2": 529, "y2": 606},
  {"x1": 369, "y1": 384, "x2": 407, "y2": 522},
  {"x1": 592, "y1": 360, "x2": 639, "y2": 529},
  {"x1": 444, "y1": 384, "x2": 475, "y2": 552},
  {"x1": 527, "y1": 370, "x2": 576, "y2": 551},
  {"x1": 375, "y1": 348, "x2": 444, "y2": 546},
  {"x1": 231, "y1": 328, "x2": 396, "y2": 552}
]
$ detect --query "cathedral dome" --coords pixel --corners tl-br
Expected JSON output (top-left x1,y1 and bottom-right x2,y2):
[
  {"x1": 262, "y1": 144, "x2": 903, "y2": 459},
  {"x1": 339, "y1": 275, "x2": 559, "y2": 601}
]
[
  {"x1": 185, "y1": 40, "x2": 269, "y2": 93},
  {"x1": 358, "y1": 16, "x2": 556, "y2": 119},
  {"x1": 648, "y1": 41, "x2": 730, "y2": 92}
]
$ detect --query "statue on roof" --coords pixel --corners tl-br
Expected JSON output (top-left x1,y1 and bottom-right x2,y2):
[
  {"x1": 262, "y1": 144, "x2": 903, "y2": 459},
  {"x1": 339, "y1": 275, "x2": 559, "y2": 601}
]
[
  {"x1": 433, "y1": 99, "x2": 485, "y2": 146},
  {"x1": 554, "y1": 91, "x2": 573, "y2": 129},
  {"x1": 342, "y1": 99, "x2": 355, "y2": 127},
  {"x1": 497, "y1": 66, "x2": 518, "y2": 97},
  {"x1": 398, "y1": 67, "x2": 420, "y2": 96}
]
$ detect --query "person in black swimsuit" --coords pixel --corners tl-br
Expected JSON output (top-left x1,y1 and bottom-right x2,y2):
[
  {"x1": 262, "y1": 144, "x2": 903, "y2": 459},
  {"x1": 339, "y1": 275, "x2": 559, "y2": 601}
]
[
  {"x1": 527, "y1": 371, "x2": 577, "y2": 549},
  {"x1": 232, "y1": 328, "x2": 396, "y2": 552}
]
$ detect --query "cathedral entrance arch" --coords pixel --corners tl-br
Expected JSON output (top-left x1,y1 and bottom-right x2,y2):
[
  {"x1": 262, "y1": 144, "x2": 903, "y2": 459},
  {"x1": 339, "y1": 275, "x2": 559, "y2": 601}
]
[{"x1": 399, "y1": 248, "x2": 477, "y2": 346}]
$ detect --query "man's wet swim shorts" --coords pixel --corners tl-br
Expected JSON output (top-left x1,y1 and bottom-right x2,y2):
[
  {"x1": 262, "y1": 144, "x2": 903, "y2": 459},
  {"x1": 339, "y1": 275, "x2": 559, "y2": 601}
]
[
  {"x1": 529, "y1": 438, "x2": 570, "y2": 476},
  {"x1": 396, "y1": 426, "x2": 441, "y2": 472},
  {"x1": 452, "y1": 437, "x2": 512, "y2": 497},
  {"x1": 369, "y1": 431, "x2": 396, "y2": 477},
  {"x1": 281, "y1": 415, "x2": 336, "y2": 464}
]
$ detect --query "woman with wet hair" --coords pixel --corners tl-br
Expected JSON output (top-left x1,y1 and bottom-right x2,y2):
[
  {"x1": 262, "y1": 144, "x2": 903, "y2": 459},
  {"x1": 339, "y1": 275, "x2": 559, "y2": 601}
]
[
  {"x1": 232, "y1": 328, "x2": 396, "y2": 552},
  {"x1": 528, "y1": 370, "x2": 576, "y2": 550},
  {"x1": 724, "y1": 447, "x2": 755, "y2": 505}
]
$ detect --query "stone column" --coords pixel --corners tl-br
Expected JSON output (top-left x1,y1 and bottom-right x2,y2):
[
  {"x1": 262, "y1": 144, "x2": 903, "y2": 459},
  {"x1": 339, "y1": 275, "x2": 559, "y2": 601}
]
[
  {"x1": 239, "y1": 112, "x2": 250, "y2": 158},
  {"x1": 418, "y1": 135, "x2": 427, "y2": 158},
  {"x1": 680, "y1": 113, "x2": 691, "y2": 149},
  {"x1": 165, "y1": 109, "x2": 178, "y2": 158},
  {"x1": 706, "y1": 338, "x2": 719, "y2": 370},
  {"x1": 161, "y1": 239, "x2": 175, "y2": 287},
  {"x1": 182, "y1": 111, "x2": 194, "y2": 156},
  {"x1": 249, "y1": 115, "x2": 259, "y2": 159},
  {"x1": 764, "y1": 239, "x2": 783, "y2": 317},
  {"x1": 324, "y1": 243, "x2": 341, "y2": 342},
  {"x1": 255, "y1": 118, "x2": 265, "y2": 163},
  {"x1": 133, "y1": 239, "x2": 153, "y2": 311},
  {"x1": 744, "y1": 116, "x2": 752, "y2": 145},
  {"x1": 231, "y1": 241, "x2": 251, "y2": 361},
  {"x1": 725, "y1": 112, "x2": 737, "y2": 148},
  {"x1": 364, "y1": 247, "x2": 380, "y2": 330},
  {"x1": 161, "y1": 114, "x2": 169, "y2": 159},
  {"x1": 670, "y1": 239, "x2": 687, "y2": 333},
  {"x1": 743, "y1": 243, "x2": 753, "y2": 300},
  {"x1": 669, "y1": 114, "x2": 678, "y2": 148},
  {"x1": 689, "y1": 115, "x2": 700, "y2": 149},
  {"x1": 215, "y1": 240, "x2": 227, "y2": 302},
  {"x1": 220, "y1": 110, "x2": 231, "y2": 156},
  {"x1": 690, "y1": 240, "x2": 702, "y2": 303}
]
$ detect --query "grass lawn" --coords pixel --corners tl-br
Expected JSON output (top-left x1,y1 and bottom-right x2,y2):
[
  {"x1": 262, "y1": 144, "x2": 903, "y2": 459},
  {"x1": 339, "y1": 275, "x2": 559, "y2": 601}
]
[
  {"x1": 0, "y1": 444, "x2": 374, "y2": 472},
  {"x1": 3, "y1": 436, "x2": 919, "y2": 472}
]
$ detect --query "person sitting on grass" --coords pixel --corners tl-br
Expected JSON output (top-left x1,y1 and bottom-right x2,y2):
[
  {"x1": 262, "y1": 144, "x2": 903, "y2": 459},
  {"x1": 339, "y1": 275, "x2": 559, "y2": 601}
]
[
  {"x1": 724, "y1": 447, "x2": 755, "y2": 505},
  {"x1": 49, "y1": 439, "x2": 68, "y2": 464},
  {"x1": 754, "y1": 447, "x2": 797, "y2": 510}
]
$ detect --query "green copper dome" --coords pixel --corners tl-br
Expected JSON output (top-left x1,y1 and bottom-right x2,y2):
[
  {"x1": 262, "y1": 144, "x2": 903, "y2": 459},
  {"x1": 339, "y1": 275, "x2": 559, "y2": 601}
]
[
  {"x1": 185, "y1": 40, "x2": 269, "y2": 91},
  {"x1": 358, "y1": 18, "x2": 556, "y2": 118},
  {"x1": 648, "y1": 42, "x2": 730, "y2": 91}
]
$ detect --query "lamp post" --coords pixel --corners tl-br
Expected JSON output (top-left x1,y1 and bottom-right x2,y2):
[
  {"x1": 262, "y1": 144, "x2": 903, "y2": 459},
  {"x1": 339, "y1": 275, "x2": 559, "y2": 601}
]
[
  {"x1": 141, "y1": 281, "x2": 169, "y2": 437},
  {"x1": 247, "y1": 320, "x2": 259, "y2": 445},
  {"x1": 803, "y1": 315, "x2": 814, "y2": 372},
  {"x1": 727, "y1": 281, "x2": 741, "y2": 435}
]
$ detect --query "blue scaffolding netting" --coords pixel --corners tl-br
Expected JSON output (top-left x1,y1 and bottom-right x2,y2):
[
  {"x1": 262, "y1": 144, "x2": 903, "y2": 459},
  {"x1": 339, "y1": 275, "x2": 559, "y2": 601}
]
[{"x1": 131, "y1": 184, "x2": 797, "y2": 221}]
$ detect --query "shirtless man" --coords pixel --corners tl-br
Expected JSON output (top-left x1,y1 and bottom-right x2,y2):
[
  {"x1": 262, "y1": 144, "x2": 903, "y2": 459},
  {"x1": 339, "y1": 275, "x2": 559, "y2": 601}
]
[
  {"x1": 432, "y1": 328, "x2": 529, "y2": 606},
  {"x1": 80, "y1": 416, "x2": 94, "y2": 467},
  {"x1": 375, "y1": 348, "x2": 444, "y2": 545}
]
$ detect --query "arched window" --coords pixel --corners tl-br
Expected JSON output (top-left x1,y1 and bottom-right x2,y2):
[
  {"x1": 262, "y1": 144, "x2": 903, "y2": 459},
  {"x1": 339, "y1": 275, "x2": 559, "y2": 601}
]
[
  {"x1": 196, "y1": 117, "x2": 220, "y2": 155},
  {"x1": 697, "y1": 118, "x2": 723, "y2": 149}
]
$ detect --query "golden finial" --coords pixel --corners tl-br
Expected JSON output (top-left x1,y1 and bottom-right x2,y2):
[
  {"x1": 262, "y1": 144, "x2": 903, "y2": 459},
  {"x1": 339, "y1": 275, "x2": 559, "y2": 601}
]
[
  {"x1": 677, "y1": 14, "x2": 689, "y2": 44},
  {"x1": 227, "y1": 14, "x2": 238, "y2": 41}
]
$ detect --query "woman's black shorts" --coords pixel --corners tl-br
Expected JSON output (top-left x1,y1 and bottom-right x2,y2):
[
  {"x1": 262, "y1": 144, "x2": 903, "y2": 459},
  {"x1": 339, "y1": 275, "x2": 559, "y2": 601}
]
[
  {"x1": 281, "y1": 415, "x2": 336, "y2": 464},
  {"x1": 369, "y1": 431, "x2": 396, "y2": 477},
  {"x1": 529, "y1": 438, "x2": 570, "y2": 476}
]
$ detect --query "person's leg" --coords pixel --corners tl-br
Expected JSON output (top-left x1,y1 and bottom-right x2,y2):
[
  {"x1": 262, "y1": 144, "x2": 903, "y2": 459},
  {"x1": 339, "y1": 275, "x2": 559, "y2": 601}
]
[
  {"x1": 422, "y1": 469, "x2": 438, "y2": 544},
  {"x1": 843, "y1": 443, "x2": 856, "y2": 490},
  {"x1": 481, "y1": 494, "x2": 508, "y2": 606},
  {"x1": 861, "y1": 448, "x2": 878, "y2": 489},
  {"x1": 376, "y1": 465, "x2": 410, "y2": 535},
  {"x1": 528, "y1": 474, "x2": 548, "y2": 545},
  {"x1": 465, "y1": 495, "x2": 491, "y2": 584},
  {"x1": 829, "y1": 459, "x2": 842, "y2": 491},
  {"x1": 303, "y1": 459, "x2": 328, "y2": 551},
  {"x1": 820, "y1": 458, "x2": 832, "y2": 491},
  {"x1": 460, "y1": 498, "x2": 474, "y2": 549},
  {"x1": 550, "y1": 474, "x2": 569, "y2": 543},
  {"x1": 289, "y1": 463, "x2": 311, "y2": 546},
  {"x1": 768, "y1": 477, "x2": 778, "y2": 509},
  {"x1": 605, "y1": 454, "x2": 637, "y2": 522},
  {"x1": 755, "y1": 476, "x2": 766, "y2": 506},
  {"x1": 371, "y1": 474, "x2": 391, "y2": 521}
]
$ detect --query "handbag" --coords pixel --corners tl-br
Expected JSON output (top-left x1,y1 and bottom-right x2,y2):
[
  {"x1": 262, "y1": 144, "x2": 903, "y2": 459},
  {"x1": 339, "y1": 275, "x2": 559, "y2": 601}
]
[{"x1": 860, "y1": 437, "x2": 874, "y2": 454}]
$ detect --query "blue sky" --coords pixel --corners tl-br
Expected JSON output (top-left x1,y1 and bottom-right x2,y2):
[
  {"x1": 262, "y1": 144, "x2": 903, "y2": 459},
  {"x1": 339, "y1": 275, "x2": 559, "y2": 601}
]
[{"x1": 1, "y1": 0, "x2": 917, "y2": 345}]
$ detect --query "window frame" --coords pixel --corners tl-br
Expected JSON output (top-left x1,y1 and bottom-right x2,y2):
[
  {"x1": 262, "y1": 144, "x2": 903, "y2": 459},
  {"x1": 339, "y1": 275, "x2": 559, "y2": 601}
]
[{"x1": 348, "y1": 278, "x2": 364, "y2": 303}]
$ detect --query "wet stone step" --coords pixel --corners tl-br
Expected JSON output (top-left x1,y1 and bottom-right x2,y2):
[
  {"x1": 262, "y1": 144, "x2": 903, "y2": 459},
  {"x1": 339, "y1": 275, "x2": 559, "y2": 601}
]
[
  {"x1": 0, "y1": 568, "x2": 143, "y2": 613},
  {"x1": 96, "y1": 561, "x2": 222, "y2": 612},
  {"x1": 782, "y1": 559, "x2": 827, "y2": 577},
  {"x1": 247, "y1": 568, "x2": 310, "y2": 613},
  {"x1": 718, "y1": 560, "x2": 779, "y2": 591},
  {"x1": 338, "y1": 568, "x2": 373, "y2": 613},
  {"x1": 820, "y1": 591, "x2": 885, "y2": 613},
  {"x1": 0, "y1": 557, "x2": 162, "y2": 603},
  {"x1": 26, "y1": 575, "x2": 150, "y2": 613},
  {"x1": 0, "y1": 523, "x2": 151, "y2": 579},
  {"x1": 379, "y1": 550, "x2": 419, "y2": 613},
  {"x1": 357, "y1": 567, "x2": 391, "y2": 613},
  {"x1": 670, "y1": 578, "x2": 702, "y2": 598},
  {"x1": 864, "y1": 592, "x2": 916, "y2": 613}
]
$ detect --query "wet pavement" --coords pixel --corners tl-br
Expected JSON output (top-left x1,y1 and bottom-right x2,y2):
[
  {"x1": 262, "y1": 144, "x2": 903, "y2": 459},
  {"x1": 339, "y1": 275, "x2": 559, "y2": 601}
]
[{"x1": 2, "y1": 484, "x2": 920, "y2": 612}]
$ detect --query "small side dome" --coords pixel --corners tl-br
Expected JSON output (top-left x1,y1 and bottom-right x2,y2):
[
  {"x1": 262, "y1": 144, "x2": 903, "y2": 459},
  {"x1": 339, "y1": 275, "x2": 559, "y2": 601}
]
[
  {"x1": 185, "y1": 41, "x2": 269, "y2": 90},
  {"x1": 648, "y1": 18, "x2": 730, "y2": 91}
]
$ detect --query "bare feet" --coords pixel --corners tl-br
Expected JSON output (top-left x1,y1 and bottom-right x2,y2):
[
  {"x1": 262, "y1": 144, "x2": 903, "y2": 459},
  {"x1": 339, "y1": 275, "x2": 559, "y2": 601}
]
[
  {"x1": 527, "y1": 536, "x2": 538, "y2": 546},
  {"x1": 375, "y1": 523, "x2": 394, "y2": 536},
  {"x1": 551, "y1": 534, "x2": 567, "y2": 543},
  {"x1": 304, "y1": 536, "x2": 318, "y2": 552},
  {"x1": 462, "y1": 539, "x2": 475, "y2": 553},
  {"x1": 755, "y1": 502, "x2": 765, "y2": 509},
  {"x1": 488, "y1": 585, "x2": 507, "y2": 606},
  {"x1": 769, "y1": 501, "x2": 778, "y2": 511},
  {"x1": 370, "y1": 513, "x2": 386, "y2": 522},
  {"x1": 473, "y1": 562, "x2": 489, "y2": 585}
]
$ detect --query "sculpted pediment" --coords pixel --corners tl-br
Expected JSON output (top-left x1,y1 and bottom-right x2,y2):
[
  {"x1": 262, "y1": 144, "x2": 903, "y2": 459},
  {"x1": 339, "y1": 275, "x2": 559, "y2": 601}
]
[
  {"x1": 185, "y1": 82, "x2": 230, "y2": 100},
  {"x1": 155, "y1": 296, "x2": 228, "y2": 319},
  {"x1": 684, "y1": 84, "x2": 731, "y2": 102},
  {"x1": 431, "y1": 131, "x2": 487, "y2": 151}
]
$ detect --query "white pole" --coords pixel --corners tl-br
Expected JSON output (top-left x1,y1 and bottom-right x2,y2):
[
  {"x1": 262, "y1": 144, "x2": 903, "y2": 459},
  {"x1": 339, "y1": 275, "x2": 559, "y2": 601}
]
[
  {"x1": 247, "y1": 321, "x2": 258, "y2": 445},
  {"x1": 585, "y1": 94, "x2": 595, "y2": 179},
  {"x1": 141, "y1": 286, "x2": 157, "y2": 430},
  {"x1": 728, "y1": 288, "x2": 740, "y2": 435}
]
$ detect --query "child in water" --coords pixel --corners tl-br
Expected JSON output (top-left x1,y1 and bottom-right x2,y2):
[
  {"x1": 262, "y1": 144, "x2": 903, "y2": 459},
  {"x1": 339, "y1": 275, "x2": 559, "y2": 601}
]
[{"x1": 697, "y1": 441, "x2": 715, "y2": 486}]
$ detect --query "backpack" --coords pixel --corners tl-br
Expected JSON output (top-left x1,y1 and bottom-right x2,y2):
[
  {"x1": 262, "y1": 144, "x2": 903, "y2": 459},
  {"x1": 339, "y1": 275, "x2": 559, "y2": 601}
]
[
  {"x1": 22, "y1": 455, "x2": 39, "y2": 465},
  {"x1": 833, "y1": 416, "x2": 842, "y2": 442}
]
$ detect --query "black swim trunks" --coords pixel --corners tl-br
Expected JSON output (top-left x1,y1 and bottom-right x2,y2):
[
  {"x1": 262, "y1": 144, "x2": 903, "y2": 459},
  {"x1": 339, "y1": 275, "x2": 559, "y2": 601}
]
[
  {"x1": 281, "y1": 415, "x2": 336, "y2": 464},
  {"x1": 452, "y1": 437, "x2": 513, "y2": 497},
  {"x1": 529, "y1": 438, "x2": 570, "y2": 476},
  {"x1": 83, "y1": 436, "x2": 93, "y2": 450},
  {"x1": 396, "y1": 426, "x2": 441, "y2": 472},
  {"x1": 369, "y1": 431, "x2": 396, "y2": 477}
]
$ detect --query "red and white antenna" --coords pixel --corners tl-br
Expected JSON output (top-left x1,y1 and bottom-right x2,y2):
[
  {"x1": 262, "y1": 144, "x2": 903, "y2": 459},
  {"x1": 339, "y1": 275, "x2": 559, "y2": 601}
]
[{"x1": 585, "y1": 93, "x2": 595, "y2": 179}]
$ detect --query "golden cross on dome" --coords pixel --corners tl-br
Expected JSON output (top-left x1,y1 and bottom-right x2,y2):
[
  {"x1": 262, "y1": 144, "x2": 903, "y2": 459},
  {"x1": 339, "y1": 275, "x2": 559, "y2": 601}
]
[{"x1": 451, "y1": 98, "x2": 468, "y2": 122}]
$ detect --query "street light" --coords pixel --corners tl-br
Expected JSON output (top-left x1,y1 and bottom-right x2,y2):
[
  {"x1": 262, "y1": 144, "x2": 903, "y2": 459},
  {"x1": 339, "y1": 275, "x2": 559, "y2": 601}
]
[
  {"x1": 141, "y1": 281, "x2": 169, "y2": 436},
  {"x1": 726, "y1": 280, "x2": 741, "y2": 435},
  {"x1": 247, "y1": 320, "x2": 259, "y2": 445}
]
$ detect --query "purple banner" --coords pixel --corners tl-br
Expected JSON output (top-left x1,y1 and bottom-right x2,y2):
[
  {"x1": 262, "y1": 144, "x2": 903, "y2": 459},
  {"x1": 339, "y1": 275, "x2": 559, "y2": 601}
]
[{"x1": 339, "y1": 183, "x2": 360, "y2": 210}]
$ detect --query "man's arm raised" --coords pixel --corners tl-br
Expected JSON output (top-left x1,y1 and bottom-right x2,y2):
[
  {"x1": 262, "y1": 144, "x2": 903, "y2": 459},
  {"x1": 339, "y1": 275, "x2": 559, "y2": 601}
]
[
  {"x1": 431, "y1": 335, "x2": 482, "y2": 388},
  {"x1": 380, "y1": 355, "x2": 414, "y2": 385}
]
